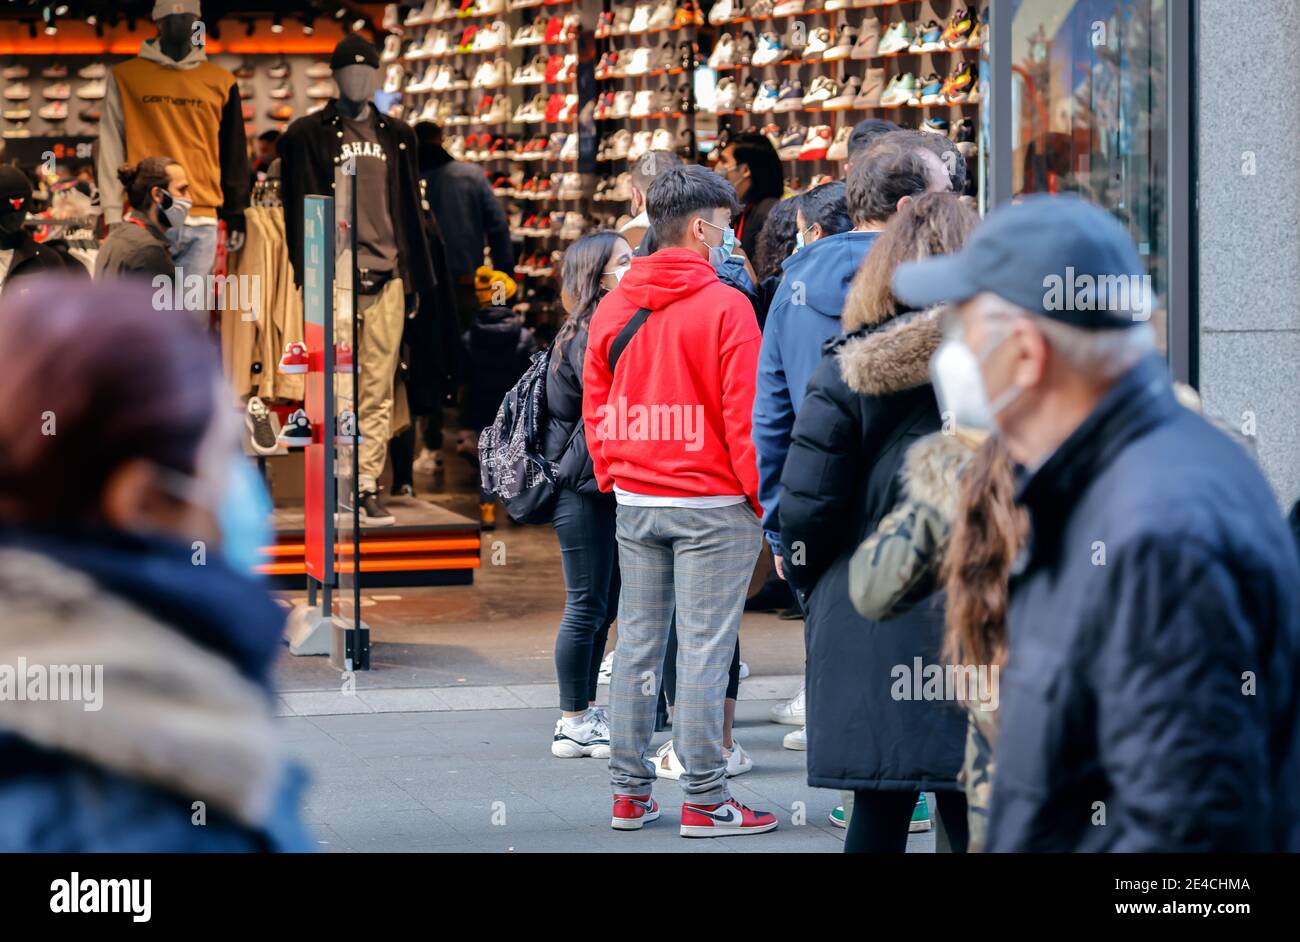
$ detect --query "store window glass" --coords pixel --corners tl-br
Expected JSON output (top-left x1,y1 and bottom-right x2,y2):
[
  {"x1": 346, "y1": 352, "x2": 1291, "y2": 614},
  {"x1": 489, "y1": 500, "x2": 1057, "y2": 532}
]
[{"x1": 1009, "y1": 0, "x2": 1169, "y2": 351}]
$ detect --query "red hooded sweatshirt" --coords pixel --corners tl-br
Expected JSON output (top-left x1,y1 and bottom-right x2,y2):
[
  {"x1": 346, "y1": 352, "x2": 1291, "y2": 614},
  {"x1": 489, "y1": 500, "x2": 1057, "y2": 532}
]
[{"x1": 582, "y1": 248, "x2": 762, "y2": 513}]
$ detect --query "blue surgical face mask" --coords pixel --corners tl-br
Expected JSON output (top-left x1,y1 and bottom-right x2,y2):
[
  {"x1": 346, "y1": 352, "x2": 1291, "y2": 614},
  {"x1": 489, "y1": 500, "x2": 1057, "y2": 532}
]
[
  {"x1": 699, "y1": 218, "x2": 736, "y2": 269},
  {"x1": 217, "y1": 456, "x2": 274, "y2": 574},
  {"x1": 157, "y1": 454, "x2": 272, "y2": 576}
]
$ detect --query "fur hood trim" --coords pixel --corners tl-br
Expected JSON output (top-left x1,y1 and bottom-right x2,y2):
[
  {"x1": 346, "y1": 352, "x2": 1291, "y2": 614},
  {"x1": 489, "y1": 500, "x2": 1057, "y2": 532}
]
[
  {"x1": 899, "y1": 431, "x2": 981, "y2": 522},
  {"x1": 0, "y1": 548, "x2": 286, "y2": 828},
  {"x1": 836, "y1": 308, "x2": 944, "y2": 397}
]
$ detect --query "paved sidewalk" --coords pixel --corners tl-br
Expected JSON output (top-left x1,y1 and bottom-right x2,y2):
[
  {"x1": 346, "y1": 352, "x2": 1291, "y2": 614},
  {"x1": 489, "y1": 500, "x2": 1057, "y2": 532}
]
[{"x1": 286, "y1": 697, "x2": 939, "y2": 853}]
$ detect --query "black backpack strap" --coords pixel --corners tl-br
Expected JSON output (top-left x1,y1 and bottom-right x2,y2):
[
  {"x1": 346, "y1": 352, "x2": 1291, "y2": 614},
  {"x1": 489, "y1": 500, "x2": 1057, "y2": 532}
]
[{"x1": 608, "y1": 307, "x2": 651, "y2": 374}]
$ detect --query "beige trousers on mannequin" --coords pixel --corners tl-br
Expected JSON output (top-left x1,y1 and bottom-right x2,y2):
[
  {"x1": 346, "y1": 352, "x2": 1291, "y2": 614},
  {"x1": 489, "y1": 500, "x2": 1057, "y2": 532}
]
[{"x1": 335, "y1": 276, "x2": 405, "y2": 494}]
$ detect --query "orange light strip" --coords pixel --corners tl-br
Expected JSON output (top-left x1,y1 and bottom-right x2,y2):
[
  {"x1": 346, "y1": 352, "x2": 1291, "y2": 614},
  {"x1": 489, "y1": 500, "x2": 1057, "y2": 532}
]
[
  {"x1": 261, "y1": 536, "x2": 480, "y2": 557},
  {"x1": 256, "y1": 556, "x2": 482, "y2": 576}
]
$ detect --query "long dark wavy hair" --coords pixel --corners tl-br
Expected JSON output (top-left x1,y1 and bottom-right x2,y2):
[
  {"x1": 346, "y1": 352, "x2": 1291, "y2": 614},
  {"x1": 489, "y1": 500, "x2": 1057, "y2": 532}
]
[
  {"x1": 552, "y1": 229, "x2": 622, "y2": 369},
  {"x1": 753, "y1": 195, "x2": 800, "y2": 282},
  {"x1": 940, "y1": 435, "x2": 1028, "y2": 670}
]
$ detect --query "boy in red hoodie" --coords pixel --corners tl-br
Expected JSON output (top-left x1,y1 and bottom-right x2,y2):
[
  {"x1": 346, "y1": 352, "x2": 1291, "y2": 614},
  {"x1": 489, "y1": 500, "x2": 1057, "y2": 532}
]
[{"x1": 583, "y1": 164, "x2": 777, "y2": 838}]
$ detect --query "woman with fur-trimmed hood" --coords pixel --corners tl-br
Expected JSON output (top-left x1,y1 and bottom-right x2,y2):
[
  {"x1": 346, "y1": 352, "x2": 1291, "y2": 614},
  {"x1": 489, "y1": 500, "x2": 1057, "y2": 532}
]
[{"x1": 778, "y1": 193, "x2": 977, "y2": 853}]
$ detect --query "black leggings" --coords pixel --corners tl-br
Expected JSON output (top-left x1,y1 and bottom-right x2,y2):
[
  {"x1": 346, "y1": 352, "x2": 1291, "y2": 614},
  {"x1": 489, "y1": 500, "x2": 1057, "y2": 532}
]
[
  {"x1": 844, "y1": 790, "x2": 969, "y2": 854},
  {"x1": 553, "y1": 489, "x2": 620, "y2": 711},
  {"x1": 662, "y1": 619, "x2": 741, "y2": 705}
]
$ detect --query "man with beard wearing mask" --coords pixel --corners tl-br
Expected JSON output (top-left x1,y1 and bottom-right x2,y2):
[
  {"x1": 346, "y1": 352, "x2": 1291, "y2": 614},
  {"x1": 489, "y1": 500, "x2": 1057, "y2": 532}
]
[
  {"x1": 94, "y1": 157, "x2": 187, "y2": 285},
  {"x1": 0, "y1": 166, "x2": 86, "y2": 296},
  {"x1": 893, "y1": 194, "x2": 1300, "y2": 852}
]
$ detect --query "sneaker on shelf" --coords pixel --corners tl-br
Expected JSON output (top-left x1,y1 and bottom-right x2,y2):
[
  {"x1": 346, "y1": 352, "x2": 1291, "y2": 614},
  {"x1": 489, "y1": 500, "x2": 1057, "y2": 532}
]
[
  {"x1": 877, "y1": 20, "x2": 913, "y2": 56},
  {"x1": 827, "y1": 124, "x2": 852, "y2": 160},
  {"x1": 3, "y1": 107, "x2": 31, "y2": 121},
  {"x1": 751, "y1": 31, "x2": 785, "y2": 67},
  {"x1": 42, "y1": 83, "x2": 71, "y2": 101},
  {"x1": 3, "y1": 83, "x2": 30, "y2": 101},
  {"x1": 359, "y1": 490, "x2": 396, "y2": 526},
  {"x1": 41, "y1": 64, "x2": 68, "y2": 79},
  {"x1": 772, "y1": 79, "x2": 804, "y2": 113},
  {"x1": 921, "y1": 117, "x2": 949, "y2": 135},
  {"x1": 879, "y1": 71, "x2": 916, "y2": 108},
  {"x1": 825, "y1": 74, "x2": 860, "y2": 110},
  {"x1": 2, "y1": 65, "x2": 29, "y2": 80},
  {"x1": 940, "y1": 6, "x2": 975, "y2": 49},
  {"x1": 278, "y1": 341, "x2": 309, "y2": 373},
  {"x1": 941, "y1": 61, "x2": 976, "y2": 103},
  {"x1": 38, "y1": 101, "x2": 68, "y2": 121},
  {"x1": 910, "y1": 794, "x2": 932, "y2": 832},
  {"x1": 649, "y1": 0, "x2": 677, "y2": 31},
  {"x1": 245, "y1": 397, "x2": 279, "y2": 455},
  {"x1": 680, "y1": 798, "x2": 778, "y2": 838},
  {"x1": 725, "y1": 740, "x2": 754, "y2": 777},
  {"x1": 652, "y1": 740, "x2": 685, "y2": 780},
  {"x1": 803, "y1": 76, "x2": 838, "y2": 108},
  {"x1": 854, "y1": 67, "x2": 886, "y2": 108},
  {"x1": 413, "y1": 447, "x2": 445, "y2": 476},
  {"x1": 551, "y1": 708, "x2": 611, "y2": 758},
  {"x1": 799, "y1": 125, "x2": 833, "y2": 161},
  {"x1": 776, "y1": 123, "x2": 806, "y2": 161},
  {"x1": 782, "y1": 726, "x2": 807, "y2": 750},
  {"x1": 75, "y1": 81, "x2": 106, "y2": 100},
  {"x1": 611, "y1": 794, "x2": 660, "y2": 831},
  {"x1": 708, "y1": 0, "x2": 736, "y2": 25},
  {"x1": 802, "y1": 27, "x2": 831, "y2": 60},
  {"x1": 751, "y1": 79, "x2": 780, "y2": 114},
  {"x1": 851, "y1": 18, "x2": 881, "y2": 59},
  {"x1": 772, "y1": 0, "x2": 805, "y2": 16},
  {"x1": 823, "y1": 25, "x2": 856, "y2": 61},
  {"x1": 770, "y1": 685, "x2": 805, "y2": 725},
  {"x1": 277, "y1": 408, "x2": 313, "y2": 447},
  {"x1": 913, "y1": 72, "x2": 945, "y2": 106},
  {"x1": 910, "y1": 19, "x2": 944, "y2": 53},
  {"x1": 708, "y1": 33, "x2": 735, "y2": 70}
]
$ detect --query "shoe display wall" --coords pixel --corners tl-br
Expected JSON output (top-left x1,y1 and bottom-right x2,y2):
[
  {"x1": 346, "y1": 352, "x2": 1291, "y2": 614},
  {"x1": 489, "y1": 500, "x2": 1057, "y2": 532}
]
[{"x1": 700, "y1": 0, "x2": 985, "y2": 199}]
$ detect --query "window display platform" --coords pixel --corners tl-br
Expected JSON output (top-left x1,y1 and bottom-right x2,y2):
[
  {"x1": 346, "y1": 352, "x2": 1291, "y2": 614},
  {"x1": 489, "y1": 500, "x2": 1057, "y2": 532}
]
[{"x1": 258, "y1": 497, "x2": 481, "y2": 590}]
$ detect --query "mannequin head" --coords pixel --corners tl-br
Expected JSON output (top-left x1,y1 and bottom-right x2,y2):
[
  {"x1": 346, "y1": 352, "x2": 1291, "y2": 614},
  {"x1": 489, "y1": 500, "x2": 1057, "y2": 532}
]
[
  {"x1": 152, "y1": 1, "x2": 201, "y2": 61},
  {"x1": 330, "y1": 35, "x2": 381, "y2": 116},
  {"x1": 334, "y1": 64, "x2": 379, "y2": 106},
  {"x1": 0, "y1": 165, "x2": 34, "y2": 250}
]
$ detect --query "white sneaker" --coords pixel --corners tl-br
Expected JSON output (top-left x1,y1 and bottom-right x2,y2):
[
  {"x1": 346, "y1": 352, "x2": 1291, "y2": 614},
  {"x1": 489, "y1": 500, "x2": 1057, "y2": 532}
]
[
  {"x1": 782, "y1": 726, "x2": 807, "y2": 751},
  {"x1": 725, "y1": 740, "x2": 754, "y2": 777},
  {"x1": 552, "y1": 709, "x2": 611, "y2": 758},
  {"x1": 597, "y1": 650, "x2": 614, "y2": 685},
  {"x1": 769, "y1": 686, "x2": 805, "y2": 725}
]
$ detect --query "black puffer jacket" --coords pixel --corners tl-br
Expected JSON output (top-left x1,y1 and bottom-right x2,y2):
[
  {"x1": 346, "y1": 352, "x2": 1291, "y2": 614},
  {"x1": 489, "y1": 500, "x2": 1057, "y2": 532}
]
[
  {"x1": 461, "y1": 305, "x2": 537, "y2": 434},
  {"x1": 541, "y1": 328, "x2": 600, "y2": 496},
  {"x1": 779, "y1": 302, "x2": 965, "y2": 793}
]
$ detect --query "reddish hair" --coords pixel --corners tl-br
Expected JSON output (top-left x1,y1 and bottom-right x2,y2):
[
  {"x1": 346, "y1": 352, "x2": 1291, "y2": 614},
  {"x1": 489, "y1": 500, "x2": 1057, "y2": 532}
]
[{"x1": 0, "y1": 276, "x2": 220, "y2": 526}]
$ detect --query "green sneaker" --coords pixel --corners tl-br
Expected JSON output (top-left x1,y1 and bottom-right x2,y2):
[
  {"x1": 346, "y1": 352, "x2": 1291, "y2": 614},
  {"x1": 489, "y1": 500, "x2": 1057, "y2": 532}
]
[
  {"x1": 909, "y1": 794, "x2": 931, "y2": 832},
  {"x1": 828, "y1": 806, "x2": 847, "y2": 829}
]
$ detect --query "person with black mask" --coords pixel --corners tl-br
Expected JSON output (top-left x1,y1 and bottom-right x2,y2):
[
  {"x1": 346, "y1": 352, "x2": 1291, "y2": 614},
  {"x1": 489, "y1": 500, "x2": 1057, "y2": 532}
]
[
  {"x1": 714, "y1": 131, "x2": 784, "y2": 262},
  {"x1": 94, "y1": 156, "x2": 188, "y2": 285},
  {"x1": 415, "y1": 121, "x2": 513, "y2": 330},
  {"x1": 0, "y1": 166, "x2": 86, "y2": 296}
]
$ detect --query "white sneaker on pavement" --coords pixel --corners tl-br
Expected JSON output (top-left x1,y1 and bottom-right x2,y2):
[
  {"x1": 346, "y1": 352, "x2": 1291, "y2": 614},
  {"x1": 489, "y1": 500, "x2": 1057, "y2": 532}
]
[
  {"x1": 725, "y1": 740, "x2": 753, "y2": 776},
  {"x1": 782, "y1": 726, "x2": 807, "y2": 751},
  {"x1": 552, "y1": 708, "x2": 610, "y2": 758},
  {"x1": 597, "y1": 650, "x2": 614, "y2": 685},
  {"x1": 769, "y1": 685, "x2": 805, "y2": 725}
]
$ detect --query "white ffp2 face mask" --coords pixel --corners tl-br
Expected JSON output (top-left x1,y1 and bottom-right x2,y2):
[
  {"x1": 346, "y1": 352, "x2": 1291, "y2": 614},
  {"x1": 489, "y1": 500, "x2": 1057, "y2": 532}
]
[{"x1": 930, "y1": 330, "x2": 1021, "y2": 432}]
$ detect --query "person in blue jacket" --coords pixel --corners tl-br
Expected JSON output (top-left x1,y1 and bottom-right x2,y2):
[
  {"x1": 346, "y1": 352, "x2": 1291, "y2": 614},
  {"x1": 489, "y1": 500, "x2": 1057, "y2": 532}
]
[
  {"x1": 754, "y1": 131, "x2": 954, "y2": 575},
  {"x1": 0, "y1": 278, "x2": 313, "y2": 852},
  {"x1": 894, "y1": 194, "x2": 1300, "y2": 852}
]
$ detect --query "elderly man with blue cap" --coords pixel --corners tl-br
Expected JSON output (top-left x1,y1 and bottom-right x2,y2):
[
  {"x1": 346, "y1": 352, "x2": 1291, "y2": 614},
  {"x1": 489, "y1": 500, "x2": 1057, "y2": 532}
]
[{"x1": 892, "y1": 193, "x2": 1300, "y2": 852}]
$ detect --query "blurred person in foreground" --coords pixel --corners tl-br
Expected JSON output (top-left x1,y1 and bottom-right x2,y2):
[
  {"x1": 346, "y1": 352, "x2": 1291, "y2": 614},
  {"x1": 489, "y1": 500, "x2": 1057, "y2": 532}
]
[
  {"x1": 780, "y1": 192, "x2": 976, "y2": 852},
  {"x1": 0, "y1": 278, "x2": 312, "y2": 852},
  {"x1": 894, "y1": 193, "x2": 1300, "y2": 851}
]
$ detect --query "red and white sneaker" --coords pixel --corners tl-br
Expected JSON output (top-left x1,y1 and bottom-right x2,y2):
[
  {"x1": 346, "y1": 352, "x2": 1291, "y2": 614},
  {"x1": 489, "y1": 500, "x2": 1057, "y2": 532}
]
[
  {"x1": 680, "y1": 797, "x2": 779, "y2": 838},
  {"x1": 278, "y1": 341, "x2": 308, "y2": 374},
  {"x1": 611, "y1": 794, "x2": 660, "y2": 831}
]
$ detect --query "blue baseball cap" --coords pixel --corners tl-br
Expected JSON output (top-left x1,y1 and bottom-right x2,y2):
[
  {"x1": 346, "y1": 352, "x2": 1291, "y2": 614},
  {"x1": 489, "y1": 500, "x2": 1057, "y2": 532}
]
[{"x1": 892, "y1": 194, "x2": 1153, "y2": 329}]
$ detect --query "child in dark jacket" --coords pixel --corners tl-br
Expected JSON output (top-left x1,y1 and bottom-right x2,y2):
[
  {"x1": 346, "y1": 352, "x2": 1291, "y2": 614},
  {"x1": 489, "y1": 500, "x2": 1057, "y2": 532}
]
[{"x1": 460, "y1": 266, "x2": 538, "y2": 526}]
